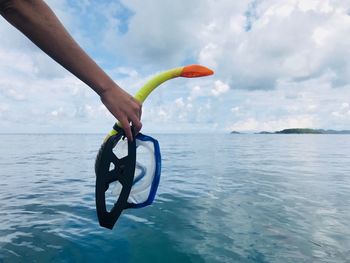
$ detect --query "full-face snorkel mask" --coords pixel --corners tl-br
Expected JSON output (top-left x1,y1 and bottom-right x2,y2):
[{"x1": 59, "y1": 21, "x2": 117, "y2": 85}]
[{"x1": 95, "y1": 65, "x2": 214, "y2": 229}]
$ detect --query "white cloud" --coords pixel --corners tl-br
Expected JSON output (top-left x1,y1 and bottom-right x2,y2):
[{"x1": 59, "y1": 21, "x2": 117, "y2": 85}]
[
  {"x1": 195, "y1": 0, "x2": 350, "y2": 90},
  {"x1": 174, "y1": 97, "x2": 185, "y2": 108},
  {"x1": 109, "y1": 67, "x2": 138, "y2": 78},
  {"x1": 189, "y1": 85, "x2": 204, "y2": 98},
  {"x1": 231, "y1": 107, "x2": 240, "y2": 114},
  {"x1": 0, "y1": 104, "x2": 9, "y2": 117},
  {"x1": 341, "y1": 103, "x2": 349, "y2": 109},
  {"x1": 228, "y1": 118, "x2": 259, "y2": 131},
  {"x1": 199, "y1": 43, "x2": 220, "y2": 69},
  {"x1": 1, "y1": 0, "x2": 350, "y2": 133},
  {"x1": 312, "y1": 27, "x2": 331, "y2": 46},
  {"x1": 211, "y1": 80, "x2": 230, "y2": 96},
  {"x1": 331, "y1": 102, "x2": 350, "y2": 119},
  {"x1": 103, "y1": 0, "x2": 209, "y2": 67},
  {"x1": 228, "y1": 115, "x2": 316, "y2": 132}
]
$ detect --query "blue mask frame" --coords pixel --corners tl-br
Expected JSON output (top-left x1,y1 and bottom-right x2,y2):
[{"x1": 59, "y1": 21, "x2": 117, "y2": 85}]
[{"x1": 128, "y1": 133, "x2": 161, "y2": 209}]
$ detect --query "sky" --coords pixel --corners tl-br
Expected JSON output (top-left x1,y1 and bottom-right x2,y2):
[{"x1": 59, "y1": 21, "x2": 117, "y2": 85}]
[{"x1": 0, "y1": 0, "x2": 350, "y2": 133}]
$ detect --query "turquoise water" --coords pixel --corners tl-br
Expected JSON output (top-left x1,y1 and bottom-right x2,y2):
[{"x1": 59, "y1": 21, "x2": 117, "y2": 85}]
[{"x1": 0, "y1": 134, "x2": 349, "y2": 263}]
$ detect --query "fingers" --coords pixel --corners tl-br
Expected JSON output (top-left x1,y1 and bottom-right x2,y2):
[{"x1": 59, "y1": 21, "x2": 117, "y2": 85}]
[
  {"x1": 99, "y1": 85, "x2": 143, "y2": 141},
  {"x1": 119, "y1": 117, "x2": 133, "y2": 142},
  {"x1": 128, "y1": 97, "x2": 142, "y2": 135},
  {"x1": 119, "y1": 116, "x2": 142, "y2": 142},
  {"x1": 119, "y1": 100, "x2": 142, "y2": 141},
  {"x1": 132, "y1": 116, "x2": 142, "y2": 135}
]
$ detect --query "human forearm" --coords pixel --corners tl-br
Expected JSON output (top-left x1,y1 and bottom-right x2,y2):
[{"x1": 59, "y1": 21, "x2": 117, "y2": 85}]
[
  {"x1": 0, "y1": 0, "x2": 114, "y2": 95},
  {"x1": 0, "y1": 0, "x2": 142, "y2": 140}
]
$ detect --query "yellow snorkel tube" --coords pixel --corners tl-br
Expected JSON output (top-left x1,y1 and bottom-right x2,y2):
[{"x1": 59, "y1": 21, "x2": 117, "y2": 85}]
[
  {"x1": 95, "y1": 64, "x2": 213, "y2": 229},
  {"x1": 105, "y1": 64, "x2": 214, "y2": 139}
]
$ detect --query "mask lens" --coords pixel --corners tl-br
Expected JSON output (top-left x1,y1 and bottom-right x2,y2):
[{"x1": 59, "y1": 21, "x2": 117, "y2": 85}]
[{"x1": 128, "y1": 134, "x2": 161, "y2": 208}]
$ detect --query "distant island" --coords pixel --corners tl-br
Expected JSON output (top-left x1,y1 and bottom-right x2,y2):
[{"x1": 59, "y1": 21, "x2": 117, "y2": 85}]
[
  {"x1": 231, "y1": 128, "x2": 350, "y2": 134},
  {"x1": 260, "y1": 128, "x2": 350, "y2": 134}
]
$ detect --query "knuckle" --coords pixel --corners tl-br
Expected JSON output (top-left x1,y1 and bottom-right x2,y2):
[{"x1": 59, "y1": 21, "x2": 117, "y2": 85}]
[{"x1": 134, "y1": 122, "x2": 142, "y2": 130}]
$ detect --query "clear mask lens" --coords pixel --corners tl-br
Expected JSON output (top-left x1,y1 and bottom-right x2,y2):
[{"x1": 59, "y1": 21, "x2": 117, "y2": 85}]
[{"x1": 112, "y1": 134, "x2": 161, "y2": 208}]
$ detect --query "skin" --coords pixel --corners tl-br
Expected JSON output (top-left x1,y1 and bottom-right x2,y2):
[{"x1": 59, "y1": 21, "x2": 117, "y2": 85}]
[{"x1": 0, "y1": 0, "x2": 142, "y2": 141}]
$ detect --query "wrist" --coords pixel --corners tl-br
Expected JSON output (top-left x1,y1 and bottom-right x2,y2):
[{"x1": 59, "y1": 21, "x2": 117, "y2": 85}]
[{"x1": 93, "y1": 77, "x2": 120, "y2": 97}]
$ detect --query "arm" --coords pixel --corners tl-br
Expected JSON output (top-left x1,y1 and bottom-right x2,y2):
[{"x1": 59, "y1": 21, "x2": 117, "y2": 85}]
[{"x1": 0, "y1": 0, "x2": 141, "y2": 140}]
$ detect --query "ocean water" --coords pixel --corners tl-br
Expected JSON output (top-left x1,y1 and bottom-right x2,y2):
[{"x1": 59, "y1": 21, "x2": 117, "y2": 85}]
[{"x1": 0, "y1": 133, "x2": 349, "y2": 263}]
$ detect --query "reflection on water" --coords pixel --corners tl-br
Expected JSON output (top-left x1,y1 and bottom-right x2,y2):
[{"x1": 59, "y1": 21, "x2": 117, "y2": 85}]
[{"x1": 0, "y1": 134, "x2": 349, "y2": 262}]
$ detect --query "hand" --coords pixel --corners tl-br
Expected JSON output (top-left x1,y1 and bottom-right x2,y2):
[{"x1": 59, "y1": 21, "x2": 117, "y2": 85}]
[
  {"x1": 0, "y1": 0, "x2": 142, "y2": 139},
  {"x1": 100, "y1": 85, "x2": 142, "y2": 141}
]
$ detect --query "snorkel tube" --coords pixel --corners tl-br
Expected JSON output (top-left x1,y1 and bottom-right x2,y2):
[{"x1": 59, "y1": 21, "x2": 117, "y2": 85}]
[
  {"x1": 95, "y1": 65, "x2": 213, "y2": 229},
  {"x1": 106, "y1": 65, "x2": 214, "y2": 138}
]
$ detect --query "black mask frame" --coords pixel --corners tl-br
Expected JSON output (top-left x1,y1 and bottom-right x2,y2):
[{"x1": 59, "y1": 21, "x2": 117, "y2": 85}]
[{"x1": 95, "y1": 125, "x2": 136, "y2": 229}]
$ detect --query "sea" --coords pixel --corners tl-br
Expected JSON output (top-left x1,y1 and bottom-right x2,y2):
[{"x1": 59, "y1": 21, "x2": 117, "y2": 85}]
[{"x1": 0, "y1": 133, "x2": 349, "y2": 263}]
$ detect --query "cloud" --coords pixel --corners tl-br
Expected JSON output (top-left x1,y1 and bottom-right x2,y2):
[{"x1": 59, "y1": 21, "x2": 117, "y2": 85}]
[
  {"x1": 211, "y1": 80, "x2": 230, "y2": 96},
  {"x1": 0, "y1": 104, "x2": 9, "y2": 117},
  {"x1": 331, "y1": 102, "x2": 350, "y2": 119},
  {"x1": 225, "y1": 74, "x2": 350, "y2": 132},
  {"x1": 227, "y1": 115, "x2": 317, "y2": 132},
  {"x1": 231, "y1": 106, "x2": 240, "y2": 114},
  {"x1": 0, "y1": 0, "x2": 349, "y2": 133},
  {"x1": 99, "y1": 0, "x2": 350, "y2": 92},
  {"x1": 101, "y1": 0, "x2": 210, "y2": 67},
  {"x1": 197, "y1": 0, "x2": 350, "y2": 90}
]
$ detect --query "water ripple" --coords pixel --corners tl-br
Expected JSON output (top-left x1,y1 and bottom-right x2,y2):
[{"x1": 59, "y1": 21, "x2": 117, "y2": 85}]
[{"x1": 0, "y1": 134, "x2": 349, "y2": 262}]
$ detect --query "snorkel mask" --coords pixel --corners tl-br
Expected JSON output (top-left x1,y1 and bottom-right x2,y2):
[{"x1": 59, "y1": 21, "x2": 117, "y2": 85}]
[{"x1": 95, "y1": 65, "x2": 214, "y2": 229}]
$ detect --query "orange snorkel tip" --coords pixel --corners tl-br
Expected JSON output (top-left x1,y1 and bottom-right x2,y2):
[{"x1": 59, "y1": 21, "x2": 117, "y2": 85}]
[{"x1": 180, "y1": 64, "x2": 214, "y2": 78}]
